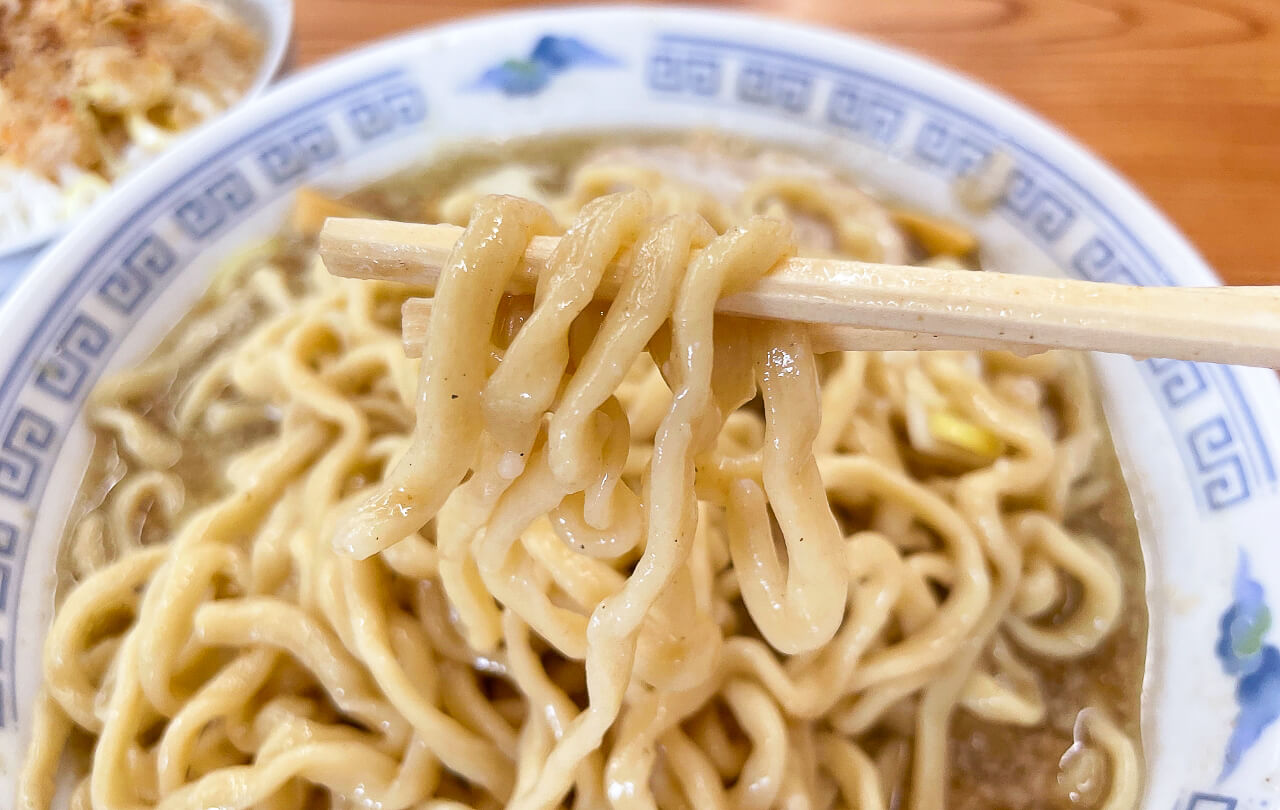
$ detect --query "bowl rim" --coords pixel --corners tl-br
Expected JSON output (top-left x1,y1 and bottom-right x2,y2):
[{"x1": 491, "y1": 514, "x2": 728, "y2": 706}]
[{"x1": 0, "y1": 2, "x2": 1226, "y2": 299}]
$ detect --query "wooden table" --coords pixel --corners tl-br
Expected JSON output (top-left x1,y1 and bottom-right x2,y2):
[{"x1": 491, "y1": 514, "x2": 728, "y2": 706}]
[{"x1": 296, "y1": 0, "x2": 1280, "y2": 286}]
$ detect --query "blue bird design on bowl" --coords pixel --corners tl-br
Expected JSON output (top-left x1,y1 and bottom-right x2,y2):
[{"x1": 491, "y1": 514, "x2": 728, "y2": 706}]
[
  {"x1": 467, "y1": 35, "x2": 621, "y2": 96},
  {"x1": 1215, "y1": 551, "x2": 1280, "y2": 780}
]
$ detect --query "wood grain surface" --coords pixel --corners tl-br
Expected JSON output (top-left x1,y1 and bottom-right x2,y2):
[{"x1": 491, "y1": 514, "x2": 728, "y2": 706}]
[{"x1": 294, "y1": 0, "x2": 1280, "y2": 286}]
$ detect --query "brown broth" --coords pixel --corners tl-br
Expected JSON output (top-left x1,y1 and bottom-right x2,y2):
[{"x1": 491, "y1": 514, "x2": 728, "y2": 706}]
[{"x1": 947, "y1": 435, "x2": 1146, "y2": 810}]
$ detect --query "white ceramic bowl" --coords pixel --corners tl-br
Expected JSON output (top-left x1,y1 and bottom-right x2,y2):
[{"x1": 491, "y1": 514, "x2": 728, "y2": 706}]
[
  {"x1": 0, "y1": 0, "x2": 294, "y2": 278},
  {"x1": 2, "y1": 8, "x2": 1277, "y2": 808}
]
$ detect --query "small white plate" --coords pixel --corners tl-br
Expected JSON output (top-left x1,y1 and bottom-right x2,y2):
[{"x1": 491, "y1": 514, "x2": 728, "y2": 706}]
[{"x1": 0, "y1": 0, "x2": 294, "y2": 264}]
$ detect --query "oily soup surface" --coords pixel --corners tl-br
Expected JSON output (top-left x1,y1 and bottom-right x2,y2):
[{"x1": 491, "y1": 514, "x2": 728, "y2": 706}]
[{"x1": 38, "y1": 133, "x2": 1145, "y2": 810}]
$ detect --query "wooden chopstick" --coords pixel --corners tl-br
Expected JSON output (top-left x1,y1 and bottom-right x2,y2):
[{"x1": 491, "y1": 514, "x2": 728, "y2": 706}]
[
  {"x1": 321, "y1": 217, "x2": 1280, "y2": 368},
  {"x1": 397, "y1": 297, "x2": 1040, "y2": 358}
]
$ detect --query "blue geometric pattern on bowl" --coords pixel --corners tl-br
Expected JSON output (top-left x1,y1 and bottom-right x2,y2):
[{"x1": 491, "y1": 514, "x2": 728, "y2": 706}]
[
  {"x1": 1215, "y1": 551, "x2": 1280, "y2": 780},
  {"x1": 466, "y1": 35, "x2": 620, "y2": 96},
  {"x1": 1187, "y1": 794, "x2": 1238, "y2": 810}
]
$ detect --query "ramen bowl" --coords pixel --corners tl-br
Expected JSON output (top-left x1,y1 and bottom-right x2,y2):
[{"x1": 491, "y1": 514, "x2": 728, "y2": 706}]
[{"x1": 2, "y1": 7, "x2": 1277, "y2": 808}]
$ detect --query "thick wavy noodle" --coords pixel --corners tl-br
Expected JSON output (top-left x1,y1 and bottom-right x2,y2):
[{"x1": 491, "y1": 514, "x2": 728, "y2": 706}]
[{"x1": 20, "y1": 136, "x2": 1145, "y2": 810}]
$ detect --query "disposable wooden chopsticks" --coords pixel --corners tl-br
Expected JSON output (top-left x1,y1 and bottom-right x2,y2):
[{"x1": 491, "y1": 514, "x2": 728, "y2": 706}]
[
  {"x1": 320, "y1": 217, "x2": 1280, "y2": 368},
  {"x1": 394, "y1": 297, "x2": 1033, "y2": 358}
]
